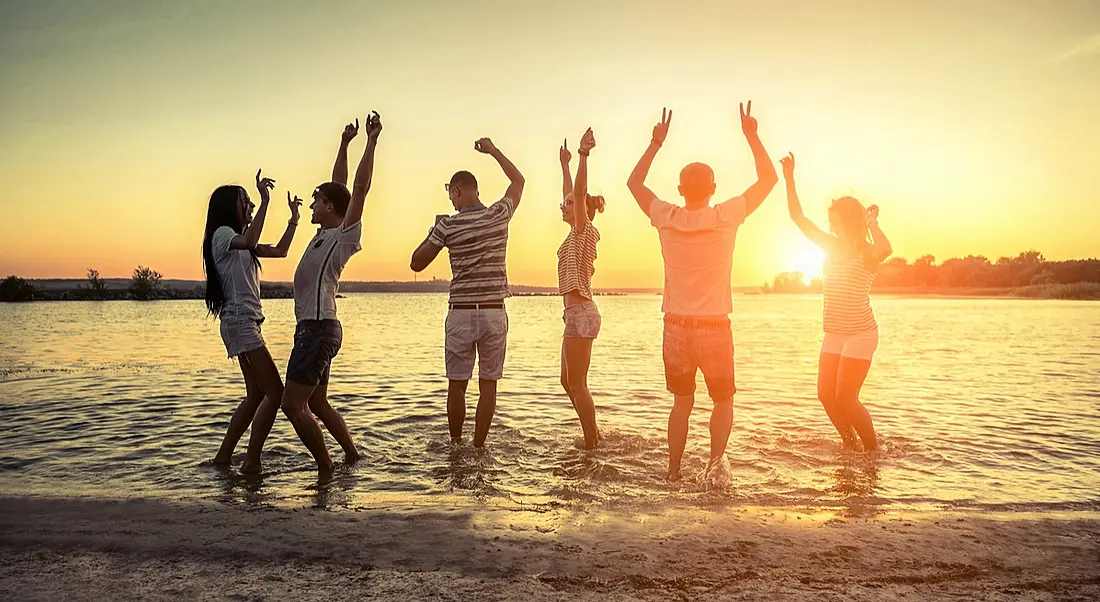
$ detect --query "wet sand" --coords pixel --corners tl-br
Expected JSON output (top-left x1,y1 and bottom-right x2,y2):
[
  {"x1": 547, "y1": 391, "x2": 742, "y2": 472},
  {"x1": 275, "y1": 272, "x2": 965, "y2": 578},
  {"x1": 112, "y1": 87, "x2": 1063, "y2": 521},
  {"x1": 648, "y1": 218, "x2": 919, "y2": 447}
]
[{"x1": 1, "y1": 496, "x2": 1098, "y2": 601}]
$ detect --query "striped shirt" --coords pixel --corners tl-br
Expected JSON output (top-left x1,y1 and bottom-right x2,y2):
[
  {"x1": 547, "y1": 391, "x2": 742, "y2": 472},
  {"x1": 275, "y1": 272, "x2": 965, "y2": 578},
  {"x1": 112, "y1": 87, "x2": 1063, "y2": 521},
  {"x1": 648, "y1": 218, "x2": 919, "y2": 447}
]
[
  {"x1": 292, "y1": 220, "x2": 362, "y2": 323},
  {"x1": 557, "y1": 222, "x2": 600, "y2": 299},
  {"x1": 429, "y1": 197, "x2": 516, "y2": 303},
  {"x1": 823, "y1": 254, "x2": 878, "y2": 334}
]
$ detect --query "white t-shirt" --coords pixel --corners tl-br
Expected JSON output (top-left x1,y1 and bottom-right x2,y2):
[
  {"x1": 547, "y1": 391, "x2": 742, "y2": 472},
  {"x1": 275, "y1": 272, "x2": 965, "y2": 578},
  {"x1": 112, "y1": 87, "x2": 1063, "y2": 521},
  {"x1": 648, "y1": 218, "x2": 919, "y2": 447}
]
[
  {"x1": 293, "y1": 221, "x2": 362, "y2": 323},
  {"x1": 211, "y1": 226, "x2": 263, "y2": 320},
  {"x1": 650, "y1": 196, "x2": 746, "y2": 316}
]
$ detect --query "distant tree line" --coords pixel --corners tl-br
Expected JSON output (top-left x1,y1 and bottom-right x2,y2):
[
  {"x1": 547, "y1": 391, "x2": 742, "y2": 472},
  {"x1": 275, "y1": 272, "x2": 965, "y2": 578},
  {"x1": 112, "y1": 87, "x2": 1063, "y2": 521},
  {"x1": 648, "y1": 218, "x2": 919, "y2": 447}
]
[
  {"x1": 764, "y1": 251, "x2": 1100, "y2": 293},
  {"x1": 1, "y1": 267, "x2": 294, "y2": 302}
]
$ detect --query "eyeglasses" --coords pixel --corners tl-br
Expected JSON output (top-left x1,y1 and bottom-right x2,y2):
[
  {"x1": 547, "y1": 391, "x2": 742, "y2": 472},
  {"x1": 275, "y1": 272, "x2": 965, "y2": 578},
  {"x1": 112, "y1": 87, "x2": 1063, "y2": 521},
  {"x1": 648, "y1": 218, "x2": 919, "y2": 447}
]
[{"x1": 443, "y1": 183, "x2": 453, "y2": 193}]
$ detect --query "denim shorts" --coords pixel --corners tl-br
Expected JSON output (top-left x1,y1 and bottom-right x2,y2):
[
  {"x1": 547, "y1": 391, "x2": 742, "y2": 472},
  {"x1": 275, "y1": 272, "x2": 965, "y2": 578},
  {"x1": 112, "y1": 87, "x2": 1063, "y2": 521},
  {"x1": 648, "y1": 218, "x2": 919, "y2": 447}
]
[
  {"x1": 286, "y1": 319, "x2": 343, "y2": 386},
  {"x1": 445, "y1": 307, "x2": 508, "y2": 381},
  {"x1": 562, "y1": 300, "x2": 601, "y2": 339},
  {"x1": 220, "y1": 312, "x2": 265, "y2": 358},
  {"x1": 662, "y1": 314, "x2": 736, "y2": 402}
]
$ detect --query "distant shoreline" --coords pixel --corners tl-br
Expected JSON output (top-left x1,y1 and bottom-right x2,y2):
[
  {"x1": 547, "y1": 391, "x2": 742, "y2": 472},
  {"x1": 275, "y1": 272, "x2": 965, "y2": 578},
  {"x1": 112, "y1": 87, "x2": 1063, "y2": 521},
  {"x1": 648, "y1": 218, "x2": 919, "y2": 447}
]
[{"x1": 3, "y1": 278, "x2": 1097, "y2": 302}]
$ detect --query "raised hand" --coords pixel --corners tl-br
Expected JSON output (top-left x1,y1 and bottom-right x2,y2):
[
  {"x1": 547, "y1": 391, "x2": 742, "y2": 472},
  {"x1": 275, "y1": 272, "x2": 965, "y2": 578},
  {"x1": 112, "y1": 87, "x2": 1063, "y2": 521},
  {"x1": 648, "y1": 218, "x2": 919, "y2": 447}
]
[
  {"x1": 364, "y1": 111, "x2": 382, "y2": 140},
  {"x1": 779, "y1": 152, "x2": 795, "y2": 179},
  {"x1": 341, "y1": 119, "x2": 360, "y2": 145},
  {"x1": 560, "y1": 139, "x2": 571, "y2": 165},
  {"x1": 652, "y1": 108, "x2": 672, "y2": 145},
  {"x1": 739, "y1": 101, "x2": 758, "y2": 138},
  {"x1": 579, "y1": 127, "x2": 596, "y2": 156},
  {"x1": 287, "y1": 191, "x2": 303, "y2": 222},
  {"x1": 865, "y1": 204, "x2": 880, "y2": 225},
  {"x1": 474, "y1": 137, "x2": 498, "y2": 154},
  {"x1": 255, "y1": 169, "x2": 275, "y2": 203}
]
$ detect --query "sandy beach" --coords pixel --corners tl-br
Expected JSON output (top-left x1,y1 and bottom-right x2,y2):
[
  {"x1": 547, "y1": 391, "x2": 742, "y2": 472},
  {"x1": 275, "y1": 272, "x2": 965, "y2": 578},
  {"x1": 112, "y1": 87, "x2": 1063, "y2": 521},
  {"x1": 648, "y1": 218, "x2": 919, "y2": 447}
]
[{"x1": 2, "y1": 495, "x2": 1097, "y2": 601}]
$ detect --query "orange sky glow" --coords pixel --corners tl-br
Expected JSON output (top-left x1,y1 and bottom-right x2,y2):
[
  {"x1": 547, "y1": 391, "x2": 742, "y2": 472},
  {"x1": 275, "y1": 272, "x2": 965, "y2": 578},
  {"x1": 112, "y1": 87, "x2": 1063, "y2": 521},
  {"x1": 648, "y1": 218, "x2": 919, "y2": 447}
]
[{"x1": 1, "y1": 0, "x2": 1098, "y2": 288}]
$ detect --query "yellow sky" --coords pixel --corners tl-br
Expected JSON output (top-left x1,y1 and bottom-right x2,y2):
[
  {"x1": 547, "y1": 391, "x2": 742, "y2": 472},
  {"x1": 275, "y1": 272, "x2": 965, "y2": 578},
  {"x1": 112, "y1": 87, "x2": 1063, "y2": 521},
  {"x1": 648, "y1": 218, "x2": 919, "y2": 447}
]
[{"x1": 1, "y1": 0, "x2": 1098, "y2": 288}]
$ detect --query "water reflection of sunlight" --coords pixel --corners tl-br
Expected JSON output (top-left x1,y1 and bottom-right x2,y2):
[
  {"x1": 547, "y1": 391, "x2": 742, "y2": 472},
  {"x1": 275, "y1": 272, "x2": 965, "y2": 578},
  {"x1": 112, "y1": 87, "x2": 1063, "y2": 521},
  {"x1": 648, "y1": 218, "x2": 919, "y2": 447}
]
[{"x1": 831, "y1": 454, "x2": 883, "y2": 519}]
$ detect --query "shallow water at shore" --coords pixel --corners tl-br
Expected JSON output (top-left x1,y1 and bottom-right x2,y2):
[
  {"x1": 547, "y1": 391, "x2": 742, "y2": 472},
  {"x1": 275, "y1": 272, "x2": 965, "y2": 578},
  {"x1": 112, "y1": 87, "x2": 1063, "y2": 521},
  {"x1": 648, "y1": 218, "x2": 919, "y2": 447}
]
[{"x1": 1, "y1": 294, "x2": 1098, "y2": 514}]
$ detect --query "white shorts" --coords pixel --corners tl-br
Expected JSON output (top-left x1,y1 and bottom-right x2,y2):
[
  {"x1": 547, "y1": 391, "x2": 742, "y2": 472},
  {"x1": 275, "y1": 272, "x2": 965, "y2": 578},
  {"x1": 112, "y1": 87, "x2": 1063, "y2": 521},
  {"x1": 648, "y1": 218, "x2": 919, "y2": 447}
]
[
  {"x1": 444, "y1": 307, "x2": 509, "y2": 381},
  {"x1": 821, "y1": 329, "x2": 878, "y2": 361},
  {"x1": 220, "y1": 313, "x2": 265, "y2": 358}
]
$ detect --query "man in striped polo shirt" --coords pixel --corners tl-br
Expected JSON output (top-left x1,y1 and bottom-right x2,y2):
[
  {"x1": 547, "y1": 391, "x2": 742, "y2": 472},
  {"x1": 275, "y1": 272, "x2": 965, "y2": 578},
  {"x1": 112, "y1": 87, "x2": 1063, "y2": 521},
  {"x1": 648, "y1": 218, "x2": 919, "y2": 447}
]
[{"x1": 410, "y1": 137, "x2": 525, "y2": 447}]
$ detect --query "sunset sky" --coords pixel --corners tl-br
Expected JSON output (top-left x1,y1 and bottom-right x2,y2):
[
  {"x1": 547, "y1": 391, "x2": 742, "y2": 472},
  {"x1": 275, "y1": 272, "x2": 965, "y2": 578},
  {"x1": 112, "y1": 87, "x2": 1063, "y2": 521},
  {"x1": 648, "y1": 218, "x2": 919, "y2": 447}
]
[{"x1": 1, "y1": 0, "x2": 1098, "y2": 288}]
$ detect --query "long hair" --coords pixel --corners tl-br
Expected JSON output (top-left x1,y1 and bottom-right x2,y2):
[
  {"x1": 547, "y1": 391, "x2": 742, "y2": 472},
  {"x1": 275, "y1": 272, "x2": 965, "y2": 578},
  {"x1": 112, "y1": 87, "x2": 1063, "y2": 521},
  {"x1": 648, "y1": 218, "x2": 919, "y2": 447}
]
[
  {"x1": 828, "y1": 196, "x2": 871, "y2": 252},
  {"x1": 201, "y1": 185, "x2": 258, "y2": 317}
]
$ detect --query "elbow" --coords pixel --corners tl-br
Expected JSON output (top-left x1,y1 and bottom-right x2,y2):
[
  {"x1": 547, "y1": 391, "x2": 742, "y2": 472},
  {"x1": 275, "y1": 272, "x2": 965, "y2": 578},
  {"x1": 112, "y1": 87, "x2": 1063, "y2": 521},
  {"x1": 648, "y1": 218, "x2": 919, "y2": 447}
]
[{"x1": 409, "y1": 256, "x2": 425, "y2": 273}]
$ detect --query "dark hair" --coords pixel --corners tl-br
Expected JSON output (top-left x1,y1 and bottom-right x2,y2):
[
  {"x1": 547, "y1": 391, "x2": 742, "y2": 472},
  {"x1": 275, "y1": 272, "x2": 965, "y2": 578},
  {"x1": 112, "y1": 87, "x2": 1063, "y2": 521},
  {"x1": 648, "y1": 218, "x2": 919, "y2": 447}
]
[
  {"x1": 202, "y1": 185, "x2": 259, "y2": 317},
  {"x1": 585, "y1": 194, "x2": 606, "y2": 220},
  {"x1": 449, "y1": 170, "x2": 478, "y2": 191},
  {"x1": 315, "y1": 182, "x2": 351, "y2": 217}
]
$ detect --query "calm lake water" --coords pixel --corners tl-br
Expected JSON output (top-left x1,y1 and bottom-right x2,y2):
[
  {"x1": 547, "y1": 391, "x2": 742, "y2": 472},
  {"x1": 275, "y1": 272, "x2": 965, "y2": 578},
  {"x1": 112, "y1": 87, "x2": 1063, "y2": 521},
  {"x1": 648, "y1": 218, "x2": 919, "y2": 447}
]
[{"x1": 1, "y1": 294, "x2": 1098, "y2": 515}]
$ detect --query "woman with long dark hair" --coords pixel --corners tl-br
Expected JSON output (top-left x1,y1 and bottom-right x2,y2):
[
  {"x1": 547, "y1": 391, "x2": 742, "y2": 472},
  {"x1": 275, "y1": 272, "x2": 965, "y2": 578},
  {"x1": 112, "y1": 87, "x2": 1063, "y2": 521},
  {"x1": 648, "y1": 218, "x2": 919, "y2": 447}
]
[
  {"x1": 781, "y1": 152, "x2": 892, "y2": 452},
  {"x1": 558, "y1": 128, "x2": 606, "y2": 449},
  {"x1": 202, "y1": 169, "x2": 301, "y2": 471}
]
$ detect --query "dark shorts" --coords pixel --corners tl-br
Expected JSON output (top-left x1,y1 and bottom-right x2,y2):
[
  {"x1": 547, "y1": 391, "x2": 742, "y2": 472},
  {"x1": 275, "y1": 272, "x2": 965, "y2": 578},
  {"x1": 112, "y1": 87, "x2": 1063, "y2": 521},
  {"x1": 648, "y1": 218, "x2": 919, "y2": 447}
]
[
  {"x1": 662, "y1": 314, "x2": 736, "y2": 402},
  {"x1": 286, "y1": 319, "x2": 343, "y2": 386}
]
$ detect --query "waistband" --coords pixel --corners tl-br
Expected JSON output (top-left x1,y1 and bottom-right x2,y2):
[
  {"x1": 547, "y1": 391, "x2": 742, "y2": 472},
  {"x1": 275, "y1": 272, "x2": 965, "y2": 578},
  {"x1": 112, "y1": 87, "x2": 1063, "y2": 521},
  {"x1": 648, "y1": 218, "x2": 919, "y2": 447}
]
[
  {"x1": 449, "y1": 302, "x2": 504, "y2": 310},
  {"x1": 295, "y1": 318, "x2": 342, "y2": 329},
  {"x1": 663, "y1": 314, "x2": 730, "y2": 327}
]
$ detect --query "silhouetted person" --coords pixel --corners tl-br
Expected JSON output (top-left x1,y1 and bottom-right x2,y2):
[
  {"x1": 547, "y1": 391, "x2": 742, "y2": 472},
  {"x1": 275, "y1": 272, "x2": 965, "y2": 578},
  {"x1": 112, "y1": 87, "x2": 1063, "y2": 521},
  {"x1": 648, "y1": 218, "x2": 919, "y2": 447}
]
[
  {"x1": 627, "y1": 103, "x2": 777, "y2": 480},
  {"x1": 557, "y1": 129, "x2": 606, "y2": 449},
  {"x1": 410, "y1": 137, "x2": 525, "y2": 447},
  {"x1": 781, "y1": 152, "x2": 892, "y2": 452},
  {"x1": 202, "y1": 169, "x2": 301, "y2": 472}
]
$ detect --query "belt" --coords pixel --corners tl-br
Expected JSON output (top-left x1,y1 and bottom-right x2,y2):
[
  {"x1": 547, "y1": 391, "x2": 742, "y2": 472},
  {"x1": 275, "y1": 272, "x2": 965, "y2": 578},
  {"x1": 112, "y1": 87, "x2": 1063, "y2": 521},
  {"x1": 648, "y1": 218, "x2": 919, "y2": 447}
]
[{"x1": 449, "y1": 302, "x2": 504, "y2": 310}]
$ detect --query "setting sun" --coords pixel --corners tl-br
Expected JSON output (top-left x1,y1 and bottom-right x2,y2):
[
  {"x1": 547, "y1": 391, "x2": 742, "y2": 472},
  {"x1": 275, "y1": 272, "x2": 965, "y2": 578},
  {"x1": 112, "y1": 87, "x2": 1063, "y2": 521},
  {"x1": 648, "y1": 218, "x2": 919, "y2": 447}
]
[{"x1": 790, "y1": 246, "x2": 826, "y2": 284}]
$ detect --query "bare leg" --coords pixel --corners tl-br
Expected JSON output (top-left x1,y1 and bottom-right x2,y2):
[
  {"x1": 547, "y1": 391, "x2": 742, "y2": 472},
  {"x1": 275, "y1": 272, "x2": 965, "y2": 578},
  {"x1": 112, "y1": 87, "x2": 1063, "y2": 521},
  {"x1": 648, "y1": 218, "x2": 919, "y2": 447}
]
[
  {"x1": 241, "y1": 346, "x2": 286, "y2": 472},
  {"x1": 564, "y1": 337, "x2": 599, "y2": 449},
  {"x1": 473, "y1": 379, "x2": 497, "y2": 447},
  {"x1": 835, "y1": 357, "x2": 877, "y2": 451},
  {"x1": 708, "y1": 397, "x2": 733, "y2": 466},
  {"x1": 307, "y1": 381, "x2": 359, "y2": 464},
  {"x1": 281, "y1": 380, "x2": 333, "y2": 476},
  {"x1": 212, "y1": 356, "x2": 264, "y2": 466},
  {"x1": 560, "y1": 340, "x2": 577, "y2": 413},
  {"x1": 667, "y1": 393, "x2": 695, "y2": 480},
  {"x1": 447, "y1": 379, "x2": 468, "y2": 443},
  {"x1": 818, "y1": 351, "x2": 858, "y2": 449}
]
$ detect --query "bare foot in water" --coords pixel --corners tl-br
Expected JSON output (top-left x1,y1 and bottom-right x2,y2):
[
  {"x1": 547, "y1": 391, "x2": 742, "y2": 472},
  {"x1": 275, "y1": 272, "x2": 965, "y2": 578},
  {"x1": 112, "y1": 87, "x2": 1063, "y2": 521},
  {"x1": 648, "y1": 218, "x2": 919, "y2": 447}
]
[
  {"x1": 208, "y1": 454, "x2": 232, "y2": 468},
  {"x1": 667, "y1": 469, "x2": 682, "y2": 482},
  {"x1": 240, "y1": 460, "x2": 262, "y2": 475},
  {"x1": 318, "y1": 460, "x2": 335, "y2": 480},
  {"x1": 344, "y1": 450, "x2": 361, "y2": 466}
]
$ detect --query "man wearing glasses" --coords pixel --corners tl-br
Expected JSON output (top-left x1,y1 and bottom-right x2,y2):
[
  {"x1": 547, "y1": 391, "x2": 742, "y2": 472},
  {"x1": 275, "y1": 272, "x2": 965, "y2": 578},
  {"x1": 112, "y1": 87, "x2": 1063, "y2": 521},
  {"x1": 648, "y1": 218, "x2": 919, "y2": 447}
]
[{"x1": 410, "y1": 137, "x2": 525, "y2": 447}]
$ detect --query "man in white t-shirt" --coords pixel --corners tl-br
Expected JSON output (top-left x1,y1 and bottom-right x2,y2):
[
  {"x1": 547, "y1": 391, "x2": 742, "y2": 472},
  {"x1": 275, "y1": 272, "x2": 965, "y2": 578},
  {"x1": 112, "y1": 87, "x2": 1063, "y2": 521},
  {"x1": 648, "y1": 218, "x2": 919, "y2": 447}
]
[
  {"x1": 248, "y1": 112, "x2": 382, "y2": 478},
  {"x1": 626, "y1": 103, "x2": 778, "y2": 481}
]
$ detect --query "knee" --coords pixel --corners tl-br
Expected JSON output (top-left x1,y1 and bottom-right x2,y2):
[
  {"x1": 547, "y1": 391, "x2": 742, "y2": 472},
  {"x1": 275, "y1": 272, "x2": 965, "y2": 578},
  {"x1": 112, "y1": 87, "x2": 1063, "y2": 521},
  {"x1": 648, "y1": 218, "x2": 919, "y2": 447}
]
[
  {"x1": 280, "y1": 394, "x2": 307, "y2": 417},
  {"x1": 560, "y1": 377, "x2": 572, "y2": 396},
  {"x1": 567, "y1": 375, "x2": 588, "y2": 396},
  {"x1": 817, "y1": 386, "x2": 834, "y2": 405}
]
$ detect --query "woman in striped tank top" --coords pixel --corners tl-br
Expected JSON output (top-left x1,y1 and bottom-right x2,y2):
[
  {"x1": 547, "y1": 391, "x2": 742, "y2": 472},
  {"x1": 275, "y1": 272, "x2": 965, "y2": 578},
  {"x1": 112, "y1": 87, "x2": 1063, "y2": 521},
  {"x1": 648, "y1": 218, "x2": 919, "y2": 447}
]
[
  {"x1": 558, "y1": 128, "x2": 606, "y2": 449},
  {"x1": 780, "y1": 153, "x2": 893, "y2": 452}
]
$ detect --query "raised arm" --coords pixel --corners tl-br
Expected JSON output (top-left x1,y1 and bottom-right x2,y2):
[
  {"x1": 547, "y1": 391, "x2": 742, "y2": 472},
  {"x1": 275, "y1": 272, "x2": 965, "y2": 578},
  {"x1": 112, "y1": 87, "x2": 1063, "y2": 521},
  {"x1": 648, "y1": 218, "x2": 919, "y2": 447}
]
[
  {"x1": 474, "y1": 137, "x2": 525, "y2": 207},
  {"x1": 737, "y1": 101, "x2": 778, "y2": 217},
  {"x1": 229, "y1": 169, "x2": 275, "y2": 250},
  {"x1": 866, "y1": 205, "x2": 893, "y2": 264},
  {"x1": 255, "y1": 192, "x2": 302, "y2": 258},
  {"x1": 627, "y1": 108, "x2": 671, "y2": 218},
  {"x1": 410, "y1": 216, "x2": 445, "y2": 273},
  {"x1": 780, "y1": 153, "x2": 836, "y2": 252},
  {"x1": 573, "y1": 128, "x2": 596, "y2": 234},
  {"x1": 343, "y1": 112, "x2": 381, "y2": 229},
  {"x1": 331, "y1": 119, "x2": 359, "y2": 187},
  {"x1": 560, "y1": 139, "x2": 573, "y2": 200}
]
